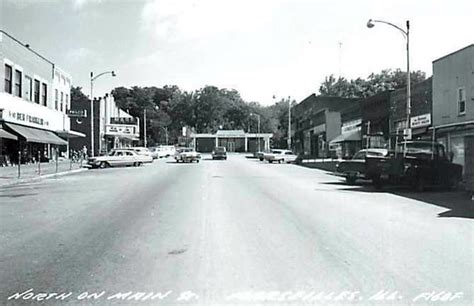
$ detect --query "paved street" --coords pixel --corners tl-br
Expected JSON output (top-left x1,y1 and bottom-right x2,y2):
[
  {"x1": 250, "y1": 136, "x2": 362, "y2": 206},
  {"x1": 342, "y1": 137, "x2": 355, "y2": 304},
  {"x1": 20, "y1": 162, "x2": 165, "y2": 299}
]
[{"x1": 0, "y1": 155, "x2": 472, "y2": 305}]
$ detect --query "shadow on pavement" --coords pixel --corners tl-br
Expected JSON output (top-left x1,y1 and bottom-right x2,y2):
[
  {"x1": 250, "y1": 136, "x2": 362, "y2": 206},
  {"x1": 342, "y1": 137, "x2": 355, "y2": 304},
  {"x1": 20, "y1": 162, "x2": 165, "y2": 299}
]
[{"x1": 323, "y1": 180, "x2": 474, "y2": 219}]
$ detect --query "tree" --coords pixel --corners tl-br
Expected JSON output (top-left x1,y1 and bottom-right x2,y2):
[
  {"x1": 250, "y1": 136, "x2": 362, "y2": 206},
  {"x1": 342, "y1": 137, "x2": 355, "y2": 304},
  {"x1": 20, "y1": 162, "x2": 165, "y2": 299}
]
[{"x1": 318, "y1": 69, "x2": 427, "y2": 98}]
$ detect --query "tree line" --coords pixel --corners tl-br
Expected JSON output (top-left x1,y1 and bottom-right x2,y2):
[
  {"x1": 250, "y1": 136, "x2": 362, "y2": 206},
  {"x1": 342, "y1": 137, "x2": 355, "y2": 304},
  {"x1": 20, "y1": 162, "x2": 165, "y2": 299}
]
[{"x1": 70, "y1": 68, "x2": 426, "y2": 148}]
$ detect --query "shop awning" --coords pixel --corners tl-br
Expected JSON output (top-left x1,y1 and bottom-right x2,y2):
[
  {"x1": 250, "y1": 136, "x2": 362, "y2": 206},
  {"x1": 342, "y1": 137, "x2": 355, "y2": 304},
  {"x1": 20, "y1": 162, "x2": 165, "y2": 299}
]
[
  {"x1": 5, "y1": 123, "x2": 68, "y2": 145},
  {"x1": 0, "y1": 128, "x2": 17, "y2": 140},
  {"x1": 330, "y1": 129, "x2": 361, "y2": 144}
]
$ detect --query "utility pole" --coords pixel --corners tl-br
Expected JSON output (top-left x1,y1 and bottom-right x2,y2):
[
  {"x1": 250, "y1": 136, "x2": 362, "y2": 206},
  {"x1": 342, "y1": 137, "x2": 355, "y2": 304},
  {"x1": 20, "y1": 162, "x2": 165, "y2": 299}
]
[
  {"x1": 288, "y1": 96, "x2": 292, "y2": 150},
  {"x1": 144, "y1": 108, "x2": 147, "y2": 147}
]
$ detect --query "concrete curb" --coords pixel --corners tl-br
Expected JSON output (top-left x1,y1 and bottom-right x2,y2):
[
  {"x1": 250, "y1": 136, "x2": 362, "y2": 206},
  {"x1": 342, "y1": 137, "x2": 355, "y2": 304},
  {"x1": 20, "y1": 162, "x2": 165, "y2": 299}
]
[{"x1": 0, "y1": 167, "x2": 89, "y2": 188}]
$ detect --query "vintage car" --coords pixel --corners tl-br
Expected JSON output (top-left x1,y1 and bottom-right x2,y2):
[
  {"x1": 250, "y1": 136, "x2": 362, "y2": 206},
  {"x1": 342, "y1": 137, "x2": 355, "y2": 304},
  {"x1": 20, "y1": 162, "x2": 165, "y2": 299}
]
[
  {"x1": 88, "y1": 149, "x2": 152, "y2": 168},
  {"x1": 175, "y1": 148, "x2": 201, "y2": 163},
  {"x1": 155, "y1": 145, "x2": 176, "y2": 158},
  {"x1": 212, "y1": 146, "x2": 227, "y2": 160},
  {"x1": 131, "y1": 147, "x2": 154, "y2": 162},
  {"x1": 263, "y1": 149, "x2": 298, "y2": 163},
  {"x1": 365, "y1": 141, "x2": 463, "y2": 191},
  {"x1": 335, "y1": 148, "x2": 389, "y2": 184}
]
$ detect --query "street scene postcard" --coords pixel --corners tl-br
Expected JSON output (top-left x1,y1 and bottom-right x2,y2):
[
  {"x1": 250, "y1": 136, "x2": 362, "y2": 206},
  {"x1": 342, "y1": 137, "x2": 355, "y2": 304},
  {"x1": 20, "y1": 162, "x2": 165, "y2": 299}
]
[{"x1": 0, "y1": 0, "x2": 473, "y2": 305}]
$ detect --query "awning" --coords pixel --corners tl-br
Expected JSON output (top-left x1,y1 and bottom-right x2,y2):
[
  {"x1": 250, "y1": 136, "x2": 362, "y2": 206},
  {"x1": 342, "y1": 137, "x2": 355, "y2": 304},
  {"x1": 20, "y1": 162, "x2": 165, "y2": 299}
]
[
  {"x1": 56, "y1": 129, "x2": 86, "y2": 138},
  {"x1": 330, "y1": 129, "x2": 361, "y2": 144},
  {"x1": 0, "y1": 128, "x2": 17, "y2": 140},
  {"x1": 5, "y1": 123, "x2": 68, "y2": 145}
]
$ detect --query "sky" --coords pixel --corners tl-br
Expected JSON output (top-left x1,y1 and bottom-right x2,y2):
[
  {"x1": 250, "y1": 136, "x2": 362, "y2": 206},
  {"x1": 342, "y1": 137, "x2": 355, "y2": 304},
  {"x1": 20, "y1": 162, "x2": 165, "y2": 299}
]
[{"x1": 1, "y1": 0, "x2": 473, "y2": 105}]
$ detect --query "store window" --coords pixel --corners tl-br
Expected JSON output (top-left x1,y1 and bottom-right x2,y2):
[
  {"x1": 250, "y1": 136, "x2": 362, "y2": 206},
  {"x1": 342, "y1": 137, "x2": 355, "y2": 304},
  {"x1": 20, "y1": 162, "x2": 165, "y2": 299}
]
[
  {"x1": 34, "y1": 79, "x2": 40, "y2": 104},
  {"x1": 25, "y1": 76, "x2": 33, "y2": 101},
  {"x1": 14, "y1": 70, "x2": 22, "y2": 97},
  {"x1": 458, "y1": 87, "x2": 466, "y2": 115},
  {"x1": 4, "y1": 64, "x2": 12, "y2": 93},
  {"x1": 41, "y1": 83, "x2": 47, "y2": 106}
]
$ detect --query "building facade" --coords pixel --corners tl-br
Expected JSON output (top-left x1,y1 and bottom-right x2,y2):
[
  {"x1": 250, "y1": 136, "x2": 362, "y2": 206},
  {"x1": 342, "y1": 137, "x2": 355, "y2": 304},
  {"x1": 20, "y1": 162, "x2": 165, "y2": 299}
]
[
  {"x1": 0, "y1": 30, "x2": 74, "y2": 165},
  {"x1": 69, "y1": 93, "x2": 139, "y2": 156},
  {"x1": 432, "y1": 44, "x2": 474, "y2": 190},
  {"x1": 329, "y1": 102, "x2": 362, "y2": 159},
  {"x1": 390, "y1": 77, "x2": 433, "y2": 146},
  {"x1": 191, "y1": 130, "x2": 272, "y2": 153},
  {"x1": 293, "y1": 95, "x2": 358, "y2": 157}
]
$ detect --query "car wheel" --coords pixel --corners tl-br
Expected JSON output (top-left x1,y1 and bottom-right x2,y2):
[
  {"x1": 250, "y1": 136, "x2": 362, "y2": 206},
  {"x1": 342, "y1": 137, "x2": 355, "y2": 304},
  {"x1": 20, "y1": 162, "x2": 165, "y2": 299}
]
[
  {"x1": 99, "y1": 161, "x2": 109, "y2": 169},
  {"x1": 415, "y1": 176, "x2": 426, "y2": 192},
  {"x1": 259, "y1": 157, "x2": 264, "y2": 161},
  {"x1": 269, "y1": 160, "x2": 273, "y2": 163},
  {"x1": 196, "y1": 159, "x2": 200, "y2": 163},
  {"x1": 137, "y1": 162, "x2": 143, "y2": 167},
  {"x1": 346, "y1": 177, "x2": 356, "y2": 185}
]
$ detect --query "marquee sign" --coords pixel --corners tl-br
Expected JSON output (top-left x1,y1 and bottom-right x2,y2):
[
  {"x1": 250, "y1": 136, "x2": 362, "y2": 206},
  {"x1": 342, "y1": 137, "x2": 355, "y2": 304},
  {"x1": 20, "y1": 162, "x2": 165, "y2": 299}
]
[{"x1": 105, "y1": 124, "x2": 138, "y2": 136}]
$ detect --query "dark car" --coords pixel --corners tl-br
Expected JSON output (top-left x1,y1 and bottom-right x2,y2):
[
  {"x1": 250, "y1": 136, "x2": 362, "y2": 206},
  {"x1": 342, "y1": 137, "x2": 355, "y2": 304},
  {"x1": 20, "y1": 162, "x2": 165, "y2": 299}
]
[
  {"x1": 335, "y1": 149, "x2": 389, "y2": 184},
  {"x1": 212, "y1": 146, "x2": 227, "y2": 160},
  {"x1": 365, "y1": 141, "x2": 463, "y2": 191}
]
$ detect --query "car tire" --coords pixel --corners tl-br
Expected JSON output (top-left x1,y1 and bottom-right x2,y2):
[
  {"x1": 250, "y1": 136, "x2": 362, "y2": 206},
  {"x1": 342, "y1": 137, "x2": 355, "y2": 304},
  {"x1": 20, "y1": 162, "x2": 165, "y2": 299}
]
[
  {"x1": 99, "y1": 161, "x2": 109, "y2": 169},
  {"x1": 259, "y1": 157, "x2": 264, "y2": 161},
  {"x1": 196, "y1": 160, "x2": 200, "y2": 163},
  {"x1": 346, "y1": 177, "x2": 356, "y2": 185},
  {"x1": 415, "y1": 176, "x2": 426, "y2": 192},
  {"x1": 269, "y1": 160, "x2": 273, "y2": 163}
]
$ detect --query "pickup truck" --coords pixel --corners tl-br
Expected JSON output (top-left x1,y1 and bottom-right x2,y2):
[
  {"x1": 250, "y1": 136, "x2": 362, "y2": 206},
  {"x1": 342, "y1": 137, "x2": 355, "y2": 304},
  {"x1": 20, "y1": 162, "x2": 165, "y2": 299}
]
[
  {"x1": 335, "y1": 148, "x2": 389, "y2": 184},
  {"x1": 365, "y1": 141, "x2": 463, "y2": 191}
]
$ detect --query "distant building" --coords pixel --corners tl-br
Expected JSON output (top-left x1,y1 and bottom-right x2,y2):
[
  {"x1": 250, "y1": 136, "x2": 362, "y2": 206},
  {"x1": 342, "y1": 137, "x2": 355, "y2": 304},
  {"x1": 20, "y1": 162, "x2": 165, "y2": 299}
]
[
  {"x1": 432, "y1": 44, "x2": 474, "y2": 190},
  {"x1": 292, "y1": 95, "x2": 358, "y2": 157},
  {"x1": 0, "y1": 30, "x2": 81, "y2": 165},
  {"x1": 191, "y1": 129, "x2": 272, "y2": 153}
]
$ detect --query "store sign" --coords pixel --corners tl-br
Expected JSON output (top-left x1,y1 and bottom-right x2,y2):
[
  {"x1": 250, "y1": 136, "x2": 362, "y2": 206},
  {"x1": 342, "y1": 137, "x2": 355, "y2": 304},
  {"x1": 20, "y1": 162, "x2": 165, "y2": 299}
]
[
  {"x1": 106, "y1": 124, "x2": 138, "y2": 136},
  {"x1": 0, "y1": 93, "x2": 68, "y2": 131},
  {"x1": 68, "y1": 109, "x2": 87, "y2": 118},
  {"x1": 341, "y1": 119, "x2": 362, "y2": 133},
  {"x1": 410, "y1": 113, "x2": 431, "y2": 128}
]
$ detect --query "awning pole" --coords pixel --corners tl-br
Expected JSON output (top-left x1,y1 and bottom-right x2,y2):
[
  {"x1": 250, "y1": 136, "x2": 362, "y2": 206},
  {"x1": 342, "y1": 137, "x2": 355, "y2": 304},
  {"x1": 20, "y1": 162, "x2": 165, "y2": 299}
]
[
  {"x1": 55, "y1": 147, "x2": 59, "y2": 173},
  {"x1": 17, "y1": 150, "x2": 21, "y2": 178},
  {"x1": 38, "y1": 151, "x2": 41, "y2": 176}
]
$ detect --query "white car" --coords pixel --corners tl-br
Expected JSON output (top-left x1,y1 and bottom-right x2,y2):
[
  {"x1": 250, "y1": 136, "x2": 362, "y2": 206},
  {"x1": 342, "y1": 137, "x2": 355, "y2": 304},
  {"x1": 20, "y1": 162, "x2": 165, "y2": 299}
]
[
  {"x1": 175, "y1": 148, "x2": 201, "y2": 163},
  {"x1": 87, "y1": 149, "x2": 152, "y2": 168},
  {"x1": 263, "y1": 149, "x2": 298, "y2": 163},
  {"x1": 156, "y1": 145, "x2": 176, "y2": 158},
  {"x1": 132, "y1": 147, "x2": 154, "y2": 163}
]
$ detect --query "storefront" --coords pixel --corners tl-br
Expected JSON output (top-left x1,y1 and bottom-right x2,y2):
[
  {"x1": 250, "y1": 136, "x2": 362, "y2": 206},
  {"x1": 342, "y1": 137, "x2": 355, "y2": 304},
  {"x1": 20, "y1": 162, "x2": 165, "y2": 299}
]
[
  {"x1": 191, "y1": 130, "x2": 272, "y2": 153},
  {"x1": 329, "y1": 119, "x2": 362, "y2": 159},
  {"x1": 0, "y1": 93, "x2": 71, "y2": 165}
]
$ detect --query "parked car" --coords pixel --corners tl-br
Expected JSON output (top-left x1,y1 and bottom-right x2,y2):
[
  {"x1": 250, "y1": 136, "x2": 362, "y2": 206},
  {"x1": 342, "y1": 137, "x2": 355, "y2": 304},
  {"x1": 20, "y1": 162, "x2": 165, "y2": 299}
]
[
  {"x1": 132, "y1": 147, "x2": 154, "y2": 163},
  {"x1": 254, "y1": 150, "x2": 270, "y2": 161},
  {"x1": 175, "y1": 148, "x2": 201, "y2": 163},
  {"x1": 156, "y1": 145, "x2": 176, "y2": 158},
  {"x1": 212, "y1": 146, "x2": 227, "y2": 160},
  {"x1": 263, "y1": 149, "x2": 298, "y2": 163},
  {"x1": 365, "y1": 141, "x2": 463, "y2": 191},
  {"x1": 88, "y1": 149, "x2": 152, "y2": 168},
  {"x1": 335, "y1": 148, "x2": 389, "y2": 184}
]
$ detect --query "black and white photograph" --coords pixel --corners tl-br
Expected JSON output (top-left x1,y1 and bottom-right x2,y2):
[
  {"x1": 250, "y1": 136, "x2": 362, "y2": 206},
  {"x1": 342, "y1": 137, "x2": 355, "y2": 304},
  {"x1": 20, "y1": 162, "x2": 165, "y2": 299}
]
[{"x1": 0, "y1": 0, "x2": 473, "y2": 305}]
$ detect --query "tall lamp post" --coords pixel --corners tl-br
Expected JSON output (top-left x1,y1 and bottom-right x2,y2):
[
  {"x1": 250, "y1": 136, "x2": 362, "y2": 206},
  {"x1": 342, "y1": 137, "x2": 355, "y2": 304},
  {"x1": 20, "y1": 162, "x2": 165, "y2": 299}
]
[
  {"x1": 288, "y1": 96, "x2": 292, "y2": 150},
  {"x1": 90, "y1": 70, "x2": 116, "y2": 157},
  {"x1": 367, "y1": 19, "x2": 410, "y2": 155},
  {"x1": 143, "y1": 105, "x2": 160, "y2": 147},
  {"x1": 250, "y1": 113, "x2": 261, "y2": 152}
]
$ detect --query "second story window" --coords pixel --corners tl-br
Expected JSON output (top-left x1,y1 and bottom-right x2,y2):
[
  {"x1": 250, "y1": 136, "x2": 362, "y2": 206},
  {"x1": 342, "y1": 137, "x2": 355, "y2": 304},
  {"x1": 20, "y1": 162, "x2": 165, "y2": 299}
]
[
  {"x1": 25, "y1": 76, "x2": 33, "y2": 101},
  {"x1": 55, "y1": 89, "x2": 58, "y2": 110},
  {"x1": 34, "y1": 79, "x2": 40, "y2": 104},
  {"x1": 41, "y1": 83, "x2": 47, "y2": 106},
  {"x1": 4, "y1": 64, "x2": 12, "y2": 94},
  {"x1": 458, "y1": 88, "x2": 466, "y2": 115},
  {"x1": 60, "y1": 92, "x2": 64, "y2": 112},
  {"x1": 14, "y1": 70, "x2": 22, "y2": 97},
  {"x1": 65, "y1": 94, "x2": 69, "y2": 112}
]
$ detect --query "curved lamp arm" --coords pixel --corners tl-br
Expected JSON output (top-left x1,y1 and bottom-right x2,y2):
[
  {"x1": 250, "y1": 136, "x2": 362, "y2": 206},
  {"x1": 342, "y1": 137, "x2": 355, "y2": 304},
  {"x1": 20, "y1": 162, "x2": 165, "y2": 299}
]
[{"x1": 367, "y1": 19, "x2": 408, "y2": 37}]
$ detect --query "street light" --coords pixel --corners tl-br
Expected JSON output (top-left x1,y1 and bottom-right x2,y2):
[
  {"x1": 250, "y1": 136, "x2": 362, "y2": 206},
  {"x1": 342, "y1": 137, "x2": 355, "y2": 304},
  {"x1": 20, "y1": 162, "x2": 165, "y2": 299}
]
[
  {"x1": 367, "y1": 19, "x2": 410, "y2": 155},
  {"x1": 90, "y1": 70, "x2": 116, "y2": 157},
  {"x1": 250, "y1": 113, "x2": 261, "y2": 152},
  {"x1": 288, "y1": 96, "x2": 292, "y2": 150}
]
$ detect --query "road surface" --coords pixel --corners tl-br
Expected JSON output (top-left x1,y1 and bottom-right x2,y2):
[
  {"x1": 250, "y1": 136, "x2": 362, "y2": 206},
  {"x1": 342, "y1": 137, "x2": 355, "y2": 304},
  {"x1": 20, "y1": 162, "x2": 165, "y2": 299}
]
[{"x1": 0, "y1": 155, "x2": 472, "y2": 304}]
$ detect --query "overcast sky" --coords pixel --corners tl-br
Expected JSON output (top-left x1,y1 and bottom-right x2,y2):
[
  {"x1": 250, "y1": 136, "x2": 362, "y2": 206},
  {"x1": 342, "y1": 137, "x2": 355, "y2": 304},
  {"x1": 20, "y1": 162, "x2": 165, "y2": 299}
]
[{"x1": 1, "y1": 0, "x2": 473, "y2": 105}]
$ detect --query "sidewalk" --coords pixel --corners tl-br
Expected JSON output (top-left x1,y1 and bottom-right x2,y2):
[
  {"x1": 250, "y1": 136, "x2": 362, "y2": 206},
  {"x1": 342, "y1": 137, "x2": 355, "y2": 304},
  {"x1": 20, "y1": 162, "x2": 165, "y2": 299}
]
[{"x1": 0, "y1": 160, "x2": 88, "y2": 187}]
